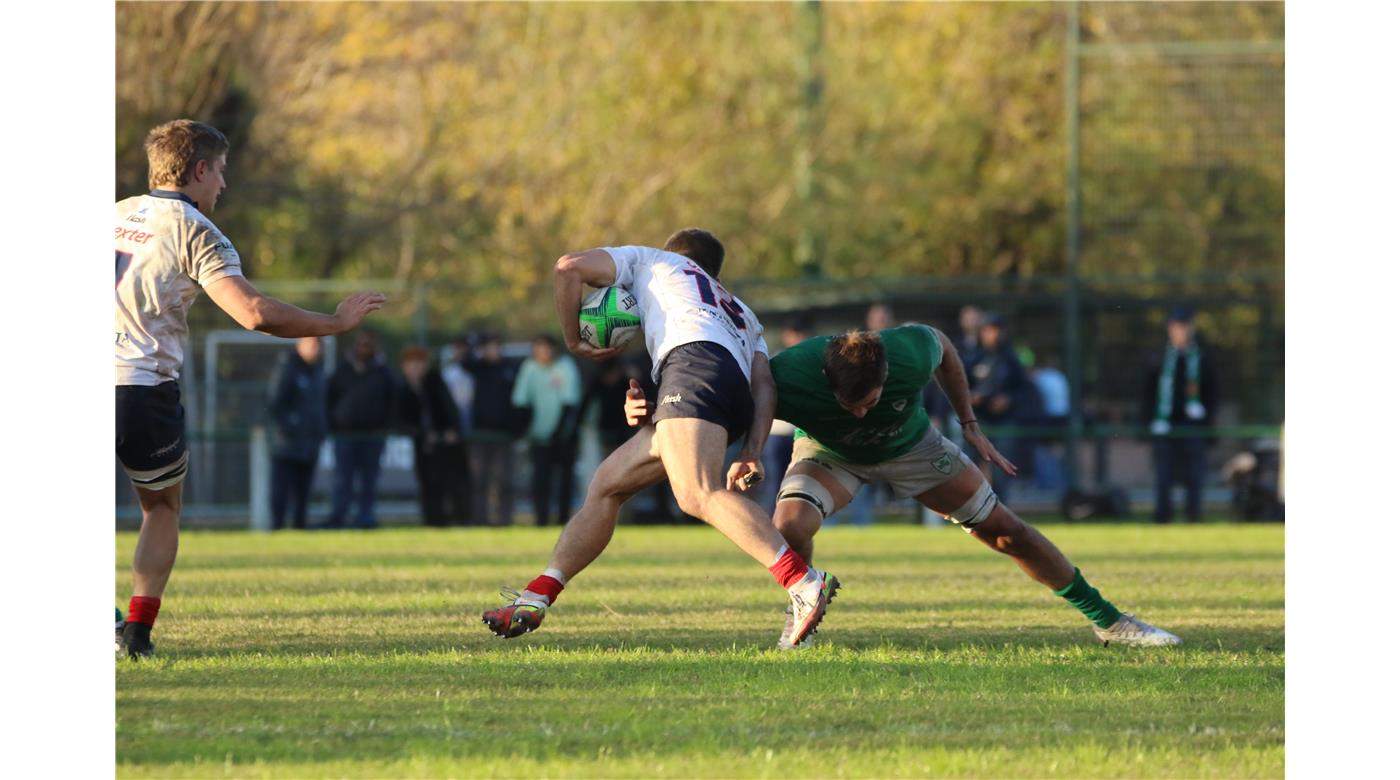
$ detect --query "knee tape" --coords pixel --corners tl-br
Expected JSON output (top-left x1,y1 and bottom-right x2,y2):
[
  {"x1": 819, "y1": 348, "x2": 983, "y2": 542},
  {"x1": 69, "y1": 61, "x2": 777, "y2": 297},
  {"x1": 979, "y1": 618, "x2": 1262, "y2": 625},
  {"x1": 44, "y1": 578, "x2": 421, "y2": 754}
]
[
  {"x1": 946, "y1": 480, "x2": 997, "y2": 529},
  {"x1": 778, "y1": 473, "x2": 837, "y2": 518}
]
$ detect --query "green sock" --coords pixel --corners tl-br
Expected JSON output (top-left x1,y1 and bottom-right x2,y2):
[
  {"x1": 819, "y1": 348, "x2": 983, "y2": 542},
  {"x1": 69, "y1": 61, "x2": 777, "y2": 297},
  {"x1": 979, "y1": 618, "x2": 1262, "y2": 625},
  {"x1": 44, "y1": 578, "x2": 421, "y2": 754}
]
[{"x1": 1053, "y1": 568, "x2": 1123, "y2": 629}]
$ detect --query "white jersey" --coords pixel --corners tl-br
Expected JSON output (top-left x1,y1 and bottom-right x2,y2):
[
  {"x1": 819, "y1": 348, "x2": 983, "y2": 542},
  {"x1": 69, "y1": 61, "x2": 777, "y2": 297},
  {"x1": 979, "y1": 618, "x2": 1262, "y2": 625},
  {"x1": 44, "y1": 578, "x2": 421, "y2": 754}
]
[
  {"x1": 115, "y1": 191, "x2": 243, "y2": 386},
  {"x1": 603, "y1": 246, "x2": 769, "y2": 383}
]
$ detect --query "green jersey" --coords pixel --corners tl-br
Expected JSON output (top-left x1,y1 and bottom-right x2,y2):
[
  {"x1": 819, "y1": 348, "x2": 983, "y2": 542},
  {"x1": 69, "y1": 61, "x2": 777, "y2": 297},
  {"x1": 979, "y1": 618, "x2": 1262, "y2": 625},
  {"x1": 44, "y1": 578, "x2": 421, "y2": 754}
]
[{"x1": 772, "y1": 324, "x2": 944, "y2": 464}]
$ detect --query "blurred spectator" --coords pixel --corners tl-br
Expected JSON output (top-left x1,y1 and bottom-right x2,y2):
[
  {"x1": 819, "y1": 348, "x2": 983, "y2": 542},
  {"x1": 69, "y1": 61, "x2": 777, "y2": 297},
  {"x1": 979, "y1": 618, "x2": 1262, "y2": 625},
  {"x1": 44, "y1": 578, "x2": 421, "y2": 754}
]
[
  {"x1": 323, "y1": 330, "x2": 396, "y2": 529},
  {"x1": 966, "y1": 312, "x2": 1028, "y2": 499},
  {"x1": 266, "y1": 336, "x2": 327, "y2": 530},
  {"x1": 956, "y1": 304, "x2": 984, "y2": 364},
  {"x1": 758, "y1": 316, "x2": 814, "y2": 514},
  {"x1": 866, "y1": 302, "x2": 894, "y2": 332},
  {"x1": 1029, "y1": 356, "x2": 1070, "y2": 492},
  {"x1": 440, "y1": 335, "x2": 476, "y2": 436},
  {"x1": 465, "y1": 332, "x2": 522, "y2": 526},
  {"x1": 1008, "y1": 346, "x2": 1047, "y2": 487},
  {"x1": 399, "y1": 346, "x2": 471, "y2": 527},
  {"x1": 513, "y1": 335, "x2": 582, "y2": 527},
  {"x1": 1141, "y1": 307, "x2": 1219, "y2": 523},
  {"x1": 1032, "y1": 357, "x2": 1071, "y2": 424}
]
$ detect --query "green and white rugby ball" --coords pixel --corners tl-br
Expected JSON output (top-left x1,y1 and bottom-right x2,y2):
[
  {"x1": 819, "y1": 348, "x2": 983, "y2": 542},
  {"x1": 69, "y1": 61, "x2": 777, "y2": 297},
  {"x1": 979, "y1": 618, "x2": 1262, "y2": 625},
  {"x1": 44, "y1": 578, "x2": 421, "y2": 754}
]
[{"x1": 579, "y1": 286, "x2": 642, "y2": 349}]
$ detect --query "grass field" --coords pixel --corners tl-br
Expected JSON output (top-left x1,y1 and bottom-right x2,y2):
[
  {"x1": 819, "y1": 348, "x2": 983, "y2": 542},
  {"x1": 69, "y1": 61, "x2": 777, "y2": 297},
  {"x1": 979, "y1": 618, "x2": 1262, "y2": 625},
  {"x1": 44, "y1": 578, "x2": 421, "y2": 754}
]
[{"x1": 116, "y1": 523, "x2": 1283, "y2": 778}]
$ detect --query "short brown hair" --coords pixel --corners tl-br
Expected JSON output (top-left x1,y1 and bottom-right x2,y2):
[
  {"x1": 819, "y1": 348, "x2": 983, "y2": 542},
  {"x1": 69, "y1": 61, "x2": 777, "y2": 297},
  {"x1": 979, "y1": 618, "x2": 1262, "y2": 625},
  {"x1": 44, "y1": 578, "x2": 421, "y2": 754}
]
[
  {"x1": 822, "y1": 331, "x2": 888, "y2": 404},
  {"x1": 663, "y1": 228, "x2": 725, "y2": 278},
  {"x1": 144, "y1": 119, "x2": 229, "y2": 189}
]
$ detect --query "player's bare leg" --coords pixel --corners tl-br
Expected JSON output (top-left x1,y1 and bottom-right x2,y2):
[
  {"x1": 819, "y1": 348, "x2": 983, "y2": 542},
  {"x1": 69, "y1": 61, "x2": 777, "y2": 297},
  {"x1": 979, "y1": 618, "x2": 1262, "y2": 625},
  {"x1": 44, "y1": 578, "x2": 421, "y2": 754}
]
[
  {"x1": 771, "y1": 460, "x2": 854, "y2": 565},
  {"x1": 916, "y1": 468, "x2": 1180, "y2": 647},
  {"x1": 653, "y1": 417, "x2": 793, "y2": 565},
  {"x1": 547, "y1": 427, "x2": 668, "y2": 579},
  {"x1": 768, "y1": 460, "x2": 854, "y2": 648},
  {"x1": 133, "y1": 483, "x2": 182, "y2": 597},
  {"x1": 653, "y1": 417, "x2": 840, "y2": 647},
  {"x1": 121, "y1": 482, "x2": 183, "y2": 657},
  {"x1": 918, "y1": 467, "x2": 1074, "y2": 589},
  {"x1": 483, "y1": 427, "x2": 666, "y2": 637}
]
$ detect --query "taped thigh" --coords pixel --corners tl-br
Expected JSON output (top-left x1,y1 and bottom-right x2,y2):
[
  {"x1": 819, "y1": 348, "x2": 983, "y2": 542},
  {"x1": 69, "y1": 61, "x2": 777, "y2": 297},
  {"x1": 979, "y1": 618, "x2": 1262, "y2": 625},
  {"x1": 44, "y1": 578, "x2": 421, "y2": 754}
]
[
  {"x1": 944, "y1": 479, "x2": 998, "y2": 530},
  {"x1": 123, "y1": 450, "x2": 189, "y2": 492},
  {"x1": 777, "y1": 473, "x2": 838, "y2": 519}
]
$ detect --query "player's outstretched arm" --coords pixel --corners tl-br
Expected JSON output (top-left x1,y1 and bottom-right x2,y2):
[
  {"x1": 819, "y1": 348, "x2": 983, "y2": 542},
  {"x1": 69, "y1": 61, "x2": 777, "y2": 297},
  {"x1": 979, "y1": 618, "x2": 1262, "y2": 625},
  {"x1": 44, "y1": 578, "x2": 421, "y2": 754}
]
[
  {"x1": 932, "y1": 328, "x2": 1017, "y2": 476},
  {"x1": 205, "y1": 276, "x2": 385, "y2": 338},
  {"x1": 728, "y1": 353, "x2": 776, "y2": 492},
  {"x1": 554, "y1": 249, "x2": 623, "y2": 361}
]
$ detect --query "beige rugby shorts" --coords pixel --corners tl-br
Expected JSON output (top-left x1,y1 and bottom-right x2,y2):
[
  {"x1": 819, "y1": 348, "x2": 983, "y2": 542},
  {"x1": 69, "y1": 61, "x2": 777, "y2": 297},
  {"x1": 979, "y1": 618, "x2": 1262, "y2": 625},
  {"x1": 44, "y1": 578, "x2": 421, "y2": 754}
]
[{"x1": 789, "y1": 424, "x2": 973, "y2": 500}]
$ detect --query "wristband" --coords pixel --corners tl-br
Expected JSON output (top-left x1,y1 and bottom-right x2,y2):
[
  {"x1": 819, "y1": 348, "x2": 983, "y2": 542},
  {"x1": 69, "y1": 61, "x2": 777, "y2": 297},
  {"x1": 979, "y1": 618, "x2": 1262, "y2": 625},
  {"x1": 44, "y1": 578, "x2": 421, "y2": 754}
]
[{"x1": 959, "y1": 418, "x2": 978, "y2": 426}]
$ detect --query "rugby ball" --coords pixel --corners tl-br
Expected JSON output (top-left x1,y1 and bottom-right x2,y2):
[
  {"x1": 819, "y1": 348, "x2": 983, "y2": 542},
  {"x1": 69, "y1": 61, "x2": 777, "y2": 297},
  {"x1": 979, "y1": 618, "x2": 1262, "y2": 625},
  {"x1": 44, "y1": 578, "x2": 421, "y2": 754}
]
[{"x1": 579, "y1": 286, "x2": 642, "y2": 349}]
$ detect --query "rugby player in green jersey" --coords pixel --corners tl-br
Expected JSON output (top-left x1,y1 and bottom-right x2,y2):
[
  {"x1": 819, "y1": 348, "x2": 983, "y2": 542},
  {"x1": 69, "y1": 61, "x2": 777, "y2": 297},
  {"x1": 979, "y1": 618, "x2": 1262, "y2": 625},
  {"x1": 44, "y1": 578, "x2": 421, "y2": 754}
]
[{"x1": 627, "y1": 324, "x2": 1181, "y2": 649}]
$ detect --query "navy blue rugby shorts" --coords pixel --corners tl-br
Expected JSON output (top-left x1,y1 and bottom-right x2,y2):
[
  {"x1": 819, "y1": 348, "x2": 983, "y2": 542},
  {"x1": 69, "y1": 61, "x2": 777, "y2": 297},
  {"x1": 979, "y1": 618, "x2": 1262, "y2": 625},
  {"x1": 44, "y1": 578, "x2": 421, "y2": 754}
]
[
  {"x1": 652, "y1": 341, "x2": 755, "y2": 444},
  {"x1": 116, "y1": 381, "x2": 189, "y2": 491}
]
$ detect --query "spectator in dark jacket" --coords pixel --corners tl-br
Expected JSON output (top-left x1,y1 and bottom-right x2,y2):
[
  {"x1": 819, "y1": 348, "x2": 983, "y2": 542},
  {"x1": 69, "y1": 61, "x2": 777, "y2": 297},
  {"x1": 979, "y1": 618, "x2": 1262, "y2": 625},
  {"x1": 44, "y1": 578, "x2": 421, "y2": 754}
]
[
  {"x1": 966, "y1": 312, "x2": 1028, "y2": 498},
  {"x1": 267, "y1": 337, "x2": 327, "y2": 530},
  {"x1": 324, "y1": 330, "x2": 396, "y2": 529},
  {"x1": 399, "y1": 346, "x2": 470, "y2": 527},
  {"x1": 464, "y1": 332, "x2": 523, "y2": 526},
  {"x1": 1141, "y1": 307, "x2": 1220, "y2": 523}
]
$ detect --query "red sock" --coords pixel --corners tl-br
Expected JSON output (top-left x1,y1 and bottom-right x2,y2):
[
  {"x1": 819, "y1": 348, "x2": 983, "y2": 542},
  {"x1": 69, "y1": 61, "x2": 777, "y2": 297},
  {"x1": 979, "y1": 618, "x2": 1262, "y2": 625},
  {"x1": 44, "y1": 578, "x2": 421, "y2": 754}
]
[
  {"x1": 525, "y1": 574, "x2": 565, "y2": 605},
  {"x1": 128, "y1": 596, "x2": 161, "y2": 627},
  {"x1": 768, "y1": 547, "x2": 809, "y2": 589}
]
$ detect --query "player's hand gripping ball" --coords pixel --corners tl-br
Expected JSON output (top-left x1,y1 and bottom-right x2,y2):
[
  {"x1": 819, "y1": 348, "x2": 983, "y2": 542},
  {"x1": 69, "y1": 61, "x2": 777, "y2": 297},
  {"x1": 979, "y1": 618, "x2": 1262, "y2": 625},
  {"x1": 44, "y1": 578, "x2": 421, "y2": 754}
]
[{"x1": 579, "y1": 286, "x2": 642, "y2": 350}]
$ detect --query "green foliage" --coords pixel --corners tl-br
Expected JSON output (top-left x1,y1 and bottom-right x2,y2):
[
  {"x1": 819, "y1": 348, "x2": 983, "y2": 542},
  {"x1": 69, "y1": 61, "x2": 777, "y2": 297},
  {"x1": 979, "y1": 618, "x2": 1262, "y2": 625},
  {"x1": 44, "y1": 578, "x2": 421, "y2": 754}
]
[
  {"x1": 115, "y1": 2, "x2": 1282, "y2": 302},
  {"x1": 116, "y1": 524, "x2": 1283, "y2": 778}
]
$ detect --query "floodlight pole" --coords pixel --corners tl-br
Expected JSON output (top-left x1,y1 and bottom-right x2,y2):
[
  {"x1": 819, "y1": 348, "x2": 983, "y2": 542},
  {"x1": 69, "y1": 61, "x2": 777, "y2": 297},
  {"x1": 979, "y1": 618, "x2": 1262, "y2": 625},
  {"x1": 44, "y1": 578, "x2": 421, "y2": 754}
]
[
  {"x1": 795, "y1": 0, "x2": 824, "y2": 278},
  {"x1": 1063, "y1": 1, "x2": 1084, "y2": 491}
]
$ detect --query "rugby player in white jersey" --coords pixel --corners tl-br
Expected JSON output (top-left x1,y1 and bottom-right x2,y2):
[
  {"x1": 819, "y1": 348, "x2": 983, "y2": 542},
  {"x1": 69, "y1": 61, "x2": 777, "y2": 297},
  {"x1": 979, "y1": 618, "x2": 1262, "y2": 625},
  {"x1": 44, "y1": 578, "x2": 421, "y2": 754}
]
[
  {"x1": 482, "y1": 230, "x2": 840, "y2": 645},
  {"x1": 116, "y1": 120, "x2": 385, "y2": 658}
]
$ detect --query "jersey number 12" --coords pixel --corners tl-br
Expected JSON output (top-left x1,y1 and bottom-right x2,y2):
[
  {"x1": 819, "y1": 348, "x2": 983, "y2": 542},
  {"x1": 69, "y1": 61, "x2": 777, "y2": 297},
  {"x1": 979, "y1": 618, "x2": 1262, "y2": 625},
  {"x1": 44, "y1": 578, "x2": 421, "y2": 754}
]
[{"x1": 683, "y1": 270, "x2": 747, "y2": 330}]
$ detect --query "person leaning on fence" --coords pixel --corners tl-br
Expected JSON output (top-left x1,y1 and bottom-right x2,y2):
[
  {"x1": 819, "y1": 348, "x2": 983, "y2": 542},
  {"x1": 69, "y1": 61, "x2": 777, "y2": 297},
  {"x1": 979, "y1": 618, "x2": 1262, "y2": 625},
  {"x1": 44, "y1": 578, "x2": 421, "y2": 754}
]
[
  {"x1": 464, "y1": 332, "x2": 524, "y2": 526},
  {"x1": 398, "y1": 346, "x2": 471, "y2": 527},
  {"x1": 322, "y1": 330, "x2": 397, "y2": 530},
  {"x1": 1140, "y1": 307, "x2": 1219, "y2": 523},
  {"x1": 266, "y1": 337, "x2": 328, "y2": 530},
  {"x1": 512, "y1": 335, "x2": 583, "y2": 527}
]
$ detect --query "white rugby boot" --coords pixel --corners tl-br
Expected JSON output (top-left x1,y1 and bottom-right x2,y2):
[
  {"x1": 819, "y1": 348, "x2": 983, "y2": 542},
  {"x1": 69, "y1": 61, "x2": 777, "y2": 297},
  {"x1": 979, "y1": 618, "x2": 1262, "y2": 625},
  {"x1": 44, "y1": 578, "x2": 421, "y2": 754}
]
[
  {"x1": 1093, "y1": 613, "x2": 1182, "y2": 647},
  {"x1": 777, "y1": 606, "x2": 815, "y2": 650},
  {"x1": 785, "y1": 569, "x2": 840, "y2": 648}
]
